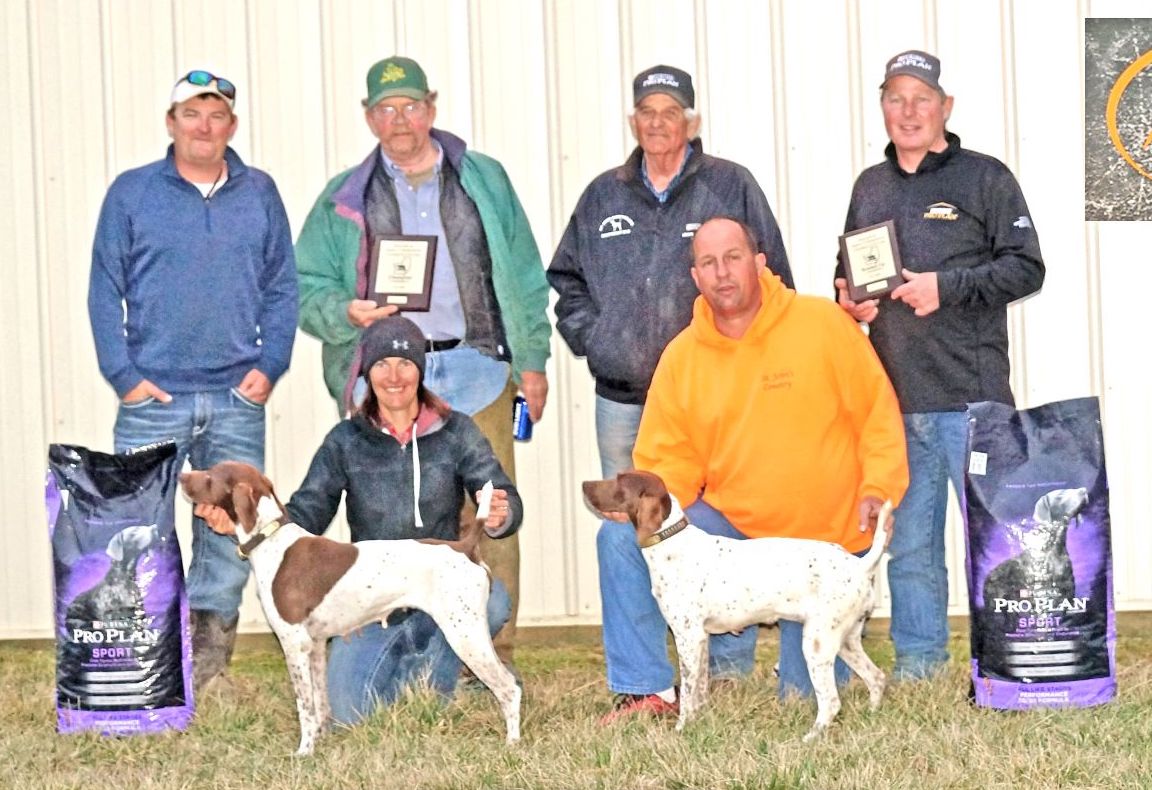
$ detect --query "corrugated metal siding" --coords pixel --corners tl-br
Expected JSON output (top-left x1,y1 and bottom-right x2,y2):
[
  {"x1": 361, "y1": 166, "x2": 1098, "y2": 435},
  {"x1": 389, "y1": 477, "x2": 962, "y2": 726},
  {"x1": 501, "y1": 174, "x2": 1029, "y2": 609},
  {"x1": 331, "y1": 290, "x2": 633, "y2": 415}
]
[{"x1": 2, "y1": 0, "x2": 1148, "y2": 638}]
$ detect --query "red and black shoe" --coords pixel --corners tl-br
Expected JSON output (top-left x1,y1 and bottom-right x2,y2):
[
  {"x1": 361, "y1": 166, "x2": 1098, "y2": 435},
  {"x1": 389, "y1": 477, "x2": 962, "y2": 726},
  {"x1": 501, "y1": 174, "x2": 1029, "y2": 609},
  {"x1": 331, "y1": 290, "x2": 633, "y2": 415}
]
[{"x1": 598, "y1": 690, "x2": 679, "y2": 725}]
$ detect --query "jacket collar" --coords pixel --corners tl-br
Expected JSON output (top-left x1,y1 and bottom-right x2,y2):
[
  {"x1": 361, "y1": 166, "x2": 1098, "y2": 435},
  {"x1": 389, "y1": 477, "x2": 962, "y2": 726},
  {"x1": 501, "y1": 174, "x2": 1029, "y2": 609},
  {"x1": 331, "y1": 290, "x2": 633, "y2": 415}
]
[
  {"x1": 162, "y1": 144, "x2": 248, "y2": 182},
  {"x1": 617, "y1": 138, "x2": 706, "y2": 197},
  {"x1": 351, "y1": 405, "x2": 447, "y2": 444},
  {"x1": 884, "y1": 131, "x2": 961, "y2": 176},
  {"x1": 334, "y1": 127, "x2": 471, "y2": 213}
]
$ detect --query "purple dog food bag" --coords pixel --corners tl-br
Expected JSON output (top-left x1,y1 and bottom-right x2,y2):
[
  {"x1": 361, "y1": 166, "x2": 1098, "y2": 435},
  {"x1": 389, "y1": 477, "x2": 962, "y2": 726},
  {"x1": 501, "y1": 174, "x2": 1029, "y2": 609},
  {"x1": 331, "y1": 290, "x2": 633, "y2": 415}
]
[
  {"x1": 46, "y1": 441, "x2": 194, "y2": 734},
  {"x1": 964, "y1": 397, "x2": 1115, "y2": 709}
]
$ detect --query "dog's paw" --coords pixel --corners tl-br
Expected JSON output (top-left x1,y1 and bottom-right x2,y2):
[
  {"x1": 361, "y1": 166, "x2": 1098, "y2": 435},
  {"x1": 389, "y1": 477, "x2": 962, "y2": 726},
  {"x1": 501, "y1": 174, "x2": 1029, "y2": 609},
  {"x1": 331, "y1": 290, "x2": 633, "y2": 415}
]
[{"x1": 801, "y1": 725, "x2": 827, "y2": 743}]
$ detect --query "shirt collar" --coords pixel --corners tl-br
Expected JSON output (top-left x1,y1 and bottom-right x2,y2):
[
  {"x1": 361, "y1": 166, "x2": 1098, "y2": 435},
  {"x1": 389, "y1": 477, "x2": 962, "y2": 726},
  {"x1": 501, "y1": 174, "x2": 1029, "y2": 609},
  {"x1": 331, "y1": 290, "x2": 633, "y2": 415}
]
[
  {"x1": 378, "y1": 138, "x2": 444, "y2": 177},
  {"x1": 378, "y1": 403, "x2": 440, "y2": 444},
  {"x1": 641, "y1": 144, "x2": 693, "y2": 203}
]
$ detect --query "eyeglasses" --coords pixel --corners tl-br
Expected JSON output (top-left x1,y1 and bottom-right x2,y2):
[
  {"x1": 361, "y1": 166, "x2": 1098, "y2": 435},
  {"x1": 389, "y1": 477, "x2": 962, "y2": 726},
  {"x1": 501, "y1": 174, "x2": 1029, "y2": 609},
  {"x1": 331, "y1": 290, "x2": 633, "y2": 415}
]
[
  {"x1": 371, "y1": 101, "x2": 429, "y2": 121},
  {"x1": 635, "y1": 106, "x2": 686, "y2": 125},
  {"x1": 180, "y1": 70, "x2": 237, "y2": 101}
]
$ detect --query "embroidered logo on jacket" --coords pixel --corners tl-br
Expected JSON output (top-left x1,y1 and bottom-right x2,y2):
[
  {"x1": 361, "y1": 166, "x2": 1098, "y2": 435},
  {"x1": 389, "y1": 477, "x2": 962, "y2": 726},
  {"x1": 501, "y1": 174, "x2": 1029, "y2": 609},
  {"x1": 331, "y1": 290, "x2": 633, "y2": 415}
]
[
  {"x1": 762, "y1": 370, "x2": 794, "y2": 391},
  {"x1": 598, "y1": 214, "x2": 635, "y2": 238},
  {"x1": 923, "y1": 202, "x2": 959, "y2": 220},
  {"x1": 681, "y1": 222, "x2": 701, "y2": 239},
  {"x1": 1013, "y1": 216, "x2": 1033, "y2": 229}
]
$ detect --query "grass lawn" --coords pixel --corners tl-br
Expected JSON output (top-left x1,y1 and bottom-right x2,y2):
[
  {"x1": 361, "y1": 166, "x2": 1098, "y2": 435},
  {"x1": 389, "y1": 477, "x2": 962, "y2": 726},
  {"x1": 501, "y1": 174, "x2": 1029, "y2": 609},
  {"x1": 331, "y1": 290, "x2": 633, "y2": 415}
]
[{"x1": 2, "y1": 614, "x2": 1150, "y2": 789}]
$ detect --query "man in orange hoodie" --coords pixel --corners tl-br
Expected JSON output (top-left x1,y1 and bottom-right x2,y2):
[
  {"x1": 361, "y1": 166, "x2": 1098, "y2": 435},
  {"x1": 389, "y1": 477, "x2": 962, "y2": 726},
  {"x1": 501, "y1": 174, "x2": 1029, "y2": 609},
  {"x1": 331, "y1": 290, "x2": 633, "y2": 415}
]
[{"x1": 597, "y1": 217, "x2": 909, "y2": 722}]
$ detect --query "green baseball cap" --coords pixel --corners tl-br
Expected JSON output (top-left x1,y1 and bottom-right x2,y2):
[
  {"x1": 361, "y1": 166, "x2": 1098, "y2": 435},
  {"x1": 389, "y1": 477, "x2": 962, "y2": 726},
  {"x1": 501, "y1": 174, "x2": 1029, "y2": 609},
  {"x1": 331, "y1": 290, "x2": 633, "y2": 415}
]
[{"x1": 363, "y1": 56, "x2": 431, "y2": 108}]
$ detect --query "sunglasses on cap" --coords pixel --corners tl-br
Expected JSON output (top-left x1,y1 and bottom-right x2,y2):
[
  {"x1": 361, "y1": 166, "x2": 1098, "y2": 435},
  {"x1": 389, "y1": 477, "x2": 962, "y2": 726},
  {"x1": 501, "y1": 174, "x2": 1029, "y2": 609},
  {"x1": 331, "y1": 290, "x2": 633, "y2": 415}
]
[{"x1": 180, "y1": 70, "x2": 237, "y2": 101}]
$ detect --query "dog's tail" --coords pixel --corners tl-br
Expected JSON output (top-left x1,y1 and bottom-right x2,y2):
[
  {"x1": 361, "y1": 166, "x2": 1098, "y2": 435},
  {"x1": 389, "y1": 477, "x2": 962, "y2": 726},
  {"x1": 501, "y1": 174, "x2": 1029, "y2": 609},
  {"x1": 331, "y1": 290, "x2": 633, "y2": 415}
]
[
  {"x1": 417, "y1": 518, "x2": 485, "y2": 566},
  {"x1": 416, "y1": 481, "x2": 492, "y2": 566},
  {"x1": 860, "y1": 500, "x2": 894, "y2": 571}
]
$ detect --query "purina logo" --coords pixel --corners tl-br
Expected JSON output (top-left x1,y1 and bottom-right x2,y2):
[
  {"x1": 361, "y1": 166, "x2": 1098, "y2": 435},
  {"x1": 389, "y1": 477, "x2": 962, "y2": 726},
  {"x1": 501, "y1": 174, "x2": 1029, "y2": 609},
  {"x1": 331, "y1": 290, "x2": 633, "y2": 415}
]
[
  {"x1": 391, "y1": 339, "x2": 410, "y2": 351},
  {"x1": 642, "y1": 73, "x2": 680, "y2": 89},
  {"x1": 923, "y1": 202, "x2": 958, "y2": 220},
  {"x1": 598, "y1": 214, "x2": 635, "y2": 238},
  {"x1": 890, "y1": 52, "x2": 934, "y2": 75},
  {"x1": 991, "y1": 596, "x2": 1088, "y2": 615}
]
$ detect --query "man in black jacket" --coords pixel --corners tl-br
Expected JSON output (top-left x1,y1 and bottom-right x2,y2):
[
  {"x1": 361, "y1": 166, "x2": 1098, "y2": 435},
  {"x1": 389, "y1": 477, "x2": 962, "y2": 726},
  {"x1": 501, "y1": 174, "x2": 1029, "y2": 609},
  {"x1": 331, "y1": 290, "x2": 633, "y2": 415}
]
[
  {"x1": 835, "y1": 50, "x2": 1045, "y2": 680},
  {"x1": 548, "y1": 65, "x2": 792, "y2": 478}
]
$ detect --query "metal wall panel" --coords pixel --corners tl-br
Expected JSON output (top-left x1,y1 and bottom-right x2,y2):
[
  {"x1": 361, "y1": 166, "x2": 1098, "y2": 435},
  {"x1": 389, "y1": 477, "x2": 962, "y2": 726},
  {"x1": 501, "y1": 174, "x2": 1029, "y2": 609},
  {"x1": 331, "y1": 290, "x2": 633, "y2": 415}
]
[
  {"x1": 1, "y1": 0, "x2": 53, "y2": 636},
  {"x1": 2, "y1": 0, "x2": 1150, "y2": 638}
]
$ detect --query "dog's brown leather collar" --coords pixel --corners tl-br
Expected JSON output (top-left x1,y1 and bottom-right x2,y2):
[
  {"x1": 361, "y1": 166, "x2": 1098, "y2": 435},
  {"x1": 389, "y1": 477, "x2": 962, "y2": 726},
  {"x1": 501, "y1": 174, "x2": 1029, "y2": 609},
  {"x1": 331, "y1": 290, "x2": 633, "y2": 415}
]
[
  {"x1": 639, "y1": 516, "x2": 689, "y2": 549},
  {"x1": 237, "y1": 513, "x2": 292, "y2": 560}
]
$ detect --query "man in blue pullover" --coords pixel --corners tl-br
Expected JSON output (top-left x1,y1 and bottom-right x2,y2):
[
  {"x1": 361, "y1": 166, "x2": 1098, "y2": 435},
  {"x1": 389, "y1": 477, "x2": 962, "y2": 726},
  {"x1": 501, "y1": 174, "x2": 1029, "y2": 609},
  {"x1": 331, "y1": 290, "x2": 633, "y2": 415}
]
[{"x1": 88, "y1": 69, "x2": 298, "y2": 694}]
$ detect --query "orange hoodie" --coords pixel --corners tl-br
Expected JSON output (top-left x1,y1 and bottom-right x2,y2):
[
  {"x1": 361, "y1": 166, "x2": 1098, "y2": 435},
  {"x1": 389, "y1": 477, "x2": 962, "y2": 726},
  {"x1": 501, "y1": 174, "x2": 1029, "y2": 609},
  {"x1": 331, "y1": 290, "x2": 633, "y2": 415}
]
[{"x1": 633, "y1": 270, "x2": 909, "y2": 553}]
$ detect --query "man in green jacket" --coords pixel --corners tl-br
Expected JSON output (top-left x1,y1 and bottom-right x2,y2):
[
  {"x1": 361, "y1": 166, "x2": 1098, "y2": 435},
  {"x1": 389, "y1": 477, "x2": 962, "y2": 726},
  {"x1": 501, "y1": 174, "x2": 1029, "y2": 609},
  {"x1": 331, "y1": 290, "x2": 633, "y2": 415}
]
[{"x1": 295, "y1": 56, "x2": 551, "y2": 671}]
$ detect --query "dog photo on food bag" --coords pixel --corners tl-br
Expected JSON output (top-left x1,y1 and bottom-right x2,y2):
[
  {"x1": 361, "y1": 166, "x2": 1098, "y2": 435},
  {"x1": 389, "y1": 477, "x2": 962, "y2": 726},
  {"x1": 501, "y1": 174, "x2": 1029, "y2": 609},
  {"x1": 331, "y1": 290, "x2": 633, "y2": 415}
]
[
  {"x1": 47, "y1": 441, "x2": 192, "y2": 735},
  {"x1": 965, "y1": 397, "x2": 1115, "y2": 709}
]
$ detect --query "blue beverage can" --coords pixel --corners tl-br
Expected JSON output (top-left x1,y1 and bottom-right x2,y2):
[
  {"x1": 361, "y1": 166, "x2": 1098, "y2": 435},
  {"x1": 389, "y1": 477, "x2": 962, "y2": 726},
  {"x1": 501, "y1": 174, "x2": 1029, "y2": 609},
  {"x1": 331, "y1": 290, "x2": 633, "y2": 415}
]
[{"x1": 512, "y1": 395, "x2": 533, "y2": 441}]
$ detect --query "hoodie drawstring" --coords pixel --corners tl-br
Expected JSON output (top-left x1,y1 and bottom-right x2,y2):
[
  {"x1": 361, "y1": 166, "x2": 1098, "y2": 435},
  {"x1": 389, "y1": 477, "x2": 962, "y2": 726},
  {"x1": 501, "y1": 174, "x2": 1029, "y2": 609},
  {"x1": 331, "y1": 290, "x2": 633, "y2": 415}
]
[{"x1": 411, "y1": 428, "x2": 424, "y2": 528}]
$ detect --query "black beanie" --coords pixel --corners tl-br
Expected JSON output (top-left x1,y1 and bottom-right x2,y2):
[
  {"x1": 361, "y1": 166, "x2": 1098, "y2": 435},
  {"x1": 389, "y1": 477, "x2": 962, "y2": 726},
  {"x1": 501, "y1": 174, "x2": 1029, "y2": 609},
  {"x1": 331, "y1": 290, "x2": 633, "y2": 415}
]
[{"x1": 359, "y1": 316, "x2": 427, "y2": 378}]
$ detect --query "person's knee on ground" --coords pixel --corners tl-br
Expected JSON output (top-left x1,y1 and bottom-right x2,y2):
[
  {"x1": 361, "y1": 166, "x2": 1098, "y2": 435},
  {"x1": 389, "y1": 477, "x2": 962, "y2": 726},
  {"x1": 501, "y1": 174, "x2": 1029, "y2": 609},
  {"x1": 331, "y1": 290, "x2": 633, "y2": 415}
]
[{"x1": 327, "y1": 613, "x2": 458, "y2": 725}]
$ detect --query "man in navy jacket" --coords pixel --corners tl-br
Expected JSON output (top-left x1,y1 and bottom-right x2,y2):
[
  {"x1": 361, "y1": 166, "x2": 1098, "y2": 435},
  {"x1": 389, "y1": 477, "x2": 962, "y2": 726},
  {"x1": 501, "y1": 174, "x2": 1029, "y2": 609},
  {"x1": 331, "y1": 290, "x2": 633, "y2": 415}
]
[{"x1": 548, "y1": 65, "x2": 792, "y2": 479}]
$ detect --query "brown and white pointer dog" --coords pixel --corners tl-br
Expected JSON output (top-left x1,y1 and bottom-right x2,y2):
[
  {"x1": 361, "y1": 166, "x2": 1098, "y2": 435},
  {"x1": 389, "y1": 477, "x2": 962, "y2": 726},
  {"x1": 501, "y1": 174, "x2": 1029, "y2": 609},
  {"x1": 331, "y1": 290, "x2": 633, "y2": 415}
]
[
  {"x1": 179, "y1": 461, "x2": 520, "y2": 756},
  {"x1": 584, "y1": 470, "x2": 890, "y2": 741}
]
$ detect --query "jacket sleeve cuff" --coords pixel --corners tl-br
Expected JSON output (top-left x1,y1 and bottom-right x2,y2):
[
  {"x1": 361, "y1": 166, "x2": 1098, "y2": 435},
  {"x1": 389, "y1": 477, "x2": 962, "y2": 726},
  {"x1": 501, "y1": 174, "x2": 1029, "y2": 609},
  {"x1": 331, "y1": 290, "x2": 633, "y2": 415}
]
[
  {"x1": 512, "y1": 348, "x2": 551, "y2": 382},
  {"x1": 483, "y1": 512, "x2": 517, "y2": 539},
  {"x1": 934, "y1": 269, "x2": 959, "y2": 306},
  {"x1": 858, "y1": 483, "x2": 890, "y2": 504},
  {"x1": 111, "y1": 371, "x2": 144, "y2": 400}
]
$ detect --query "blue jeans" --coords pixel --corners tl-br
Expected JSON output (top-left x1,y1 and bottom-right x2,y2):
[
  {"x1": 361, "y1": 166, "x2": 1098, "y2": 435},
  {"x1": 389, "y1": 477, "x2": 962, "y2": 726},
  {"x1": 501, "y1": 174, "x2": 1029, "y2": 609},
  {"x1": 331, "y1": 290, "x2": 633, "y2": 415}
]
[
  {"x1": 424, "y1": 345, "x2": 509, "y2": 415},
  {"x1": 114, "y1": 389, "x2": 264, "y2": 617},
  {"x1": 887, "y1": 411, "x2": 968, "y2": 676},
  {"x1": 326, "y1": 579, "x2": 511, "y2": 725},
  {"x1": 594, "y1": 395, "x2": 643, "y2": 478}
]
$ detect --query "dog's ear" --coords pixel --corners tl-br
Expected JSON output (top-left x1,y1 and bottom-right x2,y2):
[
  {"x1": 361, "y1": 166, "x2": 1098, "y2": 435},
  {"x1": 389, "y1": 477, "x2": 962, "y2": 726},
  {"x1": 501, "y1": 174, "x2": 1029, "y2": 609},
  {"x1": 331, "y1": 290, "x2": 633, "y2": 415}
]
[
  {"x1": 258, "y1": 473, "x2": 286, "y2": 511},
  {"x1": 1033, "y1": 493, "x2": 1055, "y2": 524},
  {"x1": 231, "y1": 482, "x2": 259, "y2": 532},
  {"x1": 633, "y1": 494, "x2": 666, "y2": 530},
  {"x1": 621, "y1": 471, "x2": 672, "y2": 524},
  {"x1": 105, "y1": 530, "x2": 126, "y2": 562}
]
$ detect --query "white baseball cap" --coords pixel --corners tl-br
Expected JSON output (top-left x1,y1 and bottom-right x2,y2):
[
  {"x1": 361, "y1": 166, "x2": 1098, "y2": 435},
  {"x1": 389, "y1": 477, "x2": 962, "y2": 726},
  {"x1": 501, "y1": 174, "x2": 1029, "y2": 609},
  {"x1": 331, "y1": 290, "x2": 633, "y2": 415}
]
[{"x1": 170, "y1": 69, "x2": 236, "y2": 109}]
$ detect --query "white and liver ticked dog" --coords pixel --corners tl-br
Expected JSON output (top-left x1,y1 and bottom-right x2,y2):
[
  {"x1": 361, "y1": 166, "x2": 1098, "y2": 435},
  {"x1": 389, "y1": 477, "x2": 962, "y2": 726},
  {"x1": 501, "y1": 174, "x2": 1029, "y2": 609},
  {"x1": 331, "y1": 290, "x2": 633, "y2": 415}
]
[
  {"x1": 179, "y1": 461, "x2": 520, "y2": 756},
  {"x1": 583, "y1": 470, "x2": 891, "y2": 741}
]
